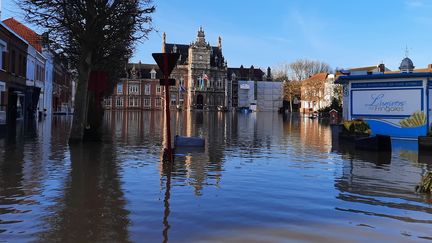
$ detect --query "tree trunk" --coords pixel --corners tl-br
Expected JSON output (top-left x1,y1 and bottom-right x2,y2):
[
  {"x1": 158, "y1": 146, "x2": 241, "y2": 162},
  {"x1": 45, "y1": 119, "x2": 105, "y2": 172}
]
[
  {"x1": 69, "y1": 52, "x2": 92, "y2": 143},
  {"x1": 289, "y1": 95, "x2": 293, "y2": 112},
  {"x1": 83, "y1": 90, "x2": 104, "y2": 141}
]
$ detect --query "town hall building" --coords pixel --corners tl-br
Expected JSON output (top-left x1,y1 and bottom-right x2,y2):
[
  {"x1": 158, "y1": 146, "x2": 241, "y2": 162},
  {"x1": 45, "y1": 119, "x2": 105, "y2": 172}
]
[{"x1": 105, "y1": 27, "x2": 272, "y2": 111}]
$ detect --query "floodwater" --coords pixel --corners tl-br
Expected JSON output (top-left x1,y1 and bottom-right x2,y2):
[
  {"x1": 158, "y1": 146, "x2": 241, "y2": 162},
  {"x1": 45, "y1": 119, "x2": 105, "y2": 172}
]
[{"x1": 0, "y1": 111, "x2": 431, "y2": 243}]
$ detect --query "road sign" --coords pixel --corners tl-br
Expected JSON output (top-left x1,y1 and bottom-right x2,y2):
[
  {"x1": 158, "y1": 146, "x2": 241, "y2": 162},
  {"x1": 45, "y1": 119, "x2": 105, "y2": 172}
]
[
  {"x1": 159, "y1": 79, "x2": 176, "y2": 86},
  {"x1": 152, "y1": 53, "x2": 180, "y2": 77}
]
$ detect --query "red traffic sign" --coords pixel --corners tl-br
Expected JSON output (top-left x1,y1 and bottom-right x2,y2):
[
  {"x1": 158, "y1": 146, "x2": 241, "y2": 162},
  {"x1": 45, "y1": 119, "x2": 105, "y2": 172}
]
[
  {"x1": 159, "y1": 79, "x2": 176, "y2": 86},
  {"x1": 152, "y1": 53, "x2": 180, "y2": 77}
]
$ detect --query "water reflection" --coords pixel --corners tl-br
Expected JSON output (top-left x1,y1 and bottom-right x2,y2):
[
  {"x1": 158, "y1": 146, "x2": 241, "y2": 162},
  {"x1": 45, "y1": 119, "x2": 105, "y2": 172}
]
[
  {"x1": 333, "y1": 136, "x2": 432, "y2": 240},
  {"x1": 1, "y1": 111, "x2": 432, "y2": 242},
  {"x1": 39, "y1": 142, "x2": 130, "y2": 242}
]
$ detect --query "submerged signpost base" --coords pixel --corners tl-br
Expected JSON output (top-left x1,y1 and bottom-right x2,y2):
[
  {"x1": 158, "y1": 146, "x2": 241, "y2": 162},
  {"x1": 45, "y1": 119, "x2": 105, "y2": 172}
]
[{"x1": 152, "y1": 53, "x2": 180, "y2": 163}]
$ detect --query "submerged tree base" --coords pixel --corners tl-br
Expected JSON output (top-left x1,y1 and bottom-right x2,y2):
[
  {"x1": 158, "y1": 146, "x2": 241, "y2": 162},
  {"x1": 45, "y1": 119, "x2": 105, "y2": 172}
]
[{"x1": 416, "y1": 172, "x2": 432, "y2": 194}]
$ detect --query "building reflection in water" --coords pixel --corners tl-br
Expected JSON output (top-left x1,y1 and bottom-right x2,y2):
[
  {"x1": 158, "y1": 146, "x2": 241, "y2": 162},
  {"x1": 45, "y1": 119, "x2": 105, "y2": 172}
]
[
  {"x1": 332, "y1": 136, "x2": 432, "y2": 225},
  {"x1": 2, "y1": 111, "x2": 432, "y2": 241},
  {"x1": 0, "y1": 117, "x2": 72, "y2": 241}
]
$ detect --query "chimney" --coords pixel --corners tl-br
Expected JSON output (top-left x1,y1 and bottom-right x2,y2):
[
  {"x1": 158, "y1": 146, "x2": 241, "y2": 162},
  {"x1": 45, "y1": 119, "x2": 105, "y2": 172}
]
[
  {"x1": 378, "y1": 63, "x2": 385, "y2": 73},
  {"x1": 162, "y1": 32, "x2": 166, "y2": 53}
]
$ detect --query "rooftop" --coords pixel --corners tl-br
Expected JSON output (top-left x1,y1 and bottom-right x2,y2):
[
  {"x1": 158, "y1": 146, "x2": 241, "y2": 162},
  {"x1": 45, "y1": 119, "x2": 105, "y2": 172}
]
[{"x1": 3, "y1": 18, "x2": 43, "y2": 52}]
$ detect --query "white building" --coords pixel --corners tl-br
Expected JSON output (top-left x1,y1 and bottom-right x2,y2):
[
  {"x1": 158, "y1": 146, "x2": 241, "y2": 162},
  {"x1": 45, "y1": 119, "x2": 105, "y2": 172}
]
[
  {"x1": 256, "y1": 81, "x2": 283, "y2": 111},
  {"x1": 301, "y1": 73, "x2": 335, "y2": 112},
  {"x1": 42, "y1": 49, "x2": 54, "y2": 115},
  {"x1": 238, "y1": 80, "x2": 283, "y2": 111},
  {"x1": 26, "y1": 44, "x2": 46, "y2": 116}
]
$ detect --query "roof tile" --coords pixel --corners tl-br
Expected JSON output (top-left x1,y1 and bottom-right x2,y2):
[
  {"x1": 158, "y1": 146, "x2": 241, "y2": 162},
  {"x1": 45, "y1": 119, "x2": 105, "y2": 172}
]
[{"x1": 3, "y1": 18, "x2": 43, "y2": 52}]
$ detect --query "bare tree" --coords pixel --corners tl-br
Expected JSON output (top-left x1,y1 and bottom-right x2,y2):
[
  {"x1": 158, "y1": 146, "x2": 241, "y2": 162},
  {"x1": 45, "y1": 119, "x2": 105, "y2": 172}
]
[
  {"x1": 283, "y1": 80, "x2": 301, "y2": 112},
  {"x1": 302, "y1": 75, "x2": 326, "y2": 110},
  {"x1": 276, "y1": 59, "x2": 331, "y2": 81},
  {"x1": 274, "y1": 59, "x2": 330, "y2": 112},
  {"x1": 18, "y1": 0, "x2": 155, "y2": 142}
]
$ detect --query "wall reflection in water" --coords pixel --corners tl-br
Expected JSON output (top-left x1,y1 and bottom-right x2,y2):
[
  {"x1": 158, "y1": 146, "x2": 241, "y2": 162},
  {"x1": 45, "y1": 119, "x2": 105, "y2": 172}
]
[{"x1": 332, "y1": 133, "x2": 432, "y2": 230}]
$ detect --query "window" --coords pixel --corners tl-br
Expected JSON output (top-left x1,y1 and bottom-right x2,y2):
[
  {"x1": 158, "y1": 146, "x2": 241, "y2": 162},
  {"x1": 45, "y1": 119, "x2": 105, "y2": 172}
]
[
  {"x1": 116, "y1": 97, "x2": 123, "y2": 107},
  {"x1": 155, "y1": 97, "x2": 162, "y2": 107},
  {"x1": 19, "y1": 54, "x2": 25, "y2": 77},
  {"x1": 128, "y1": 84, "x2": 139, "y2": 94},
  {"x1": 104, "y1": 97, "x2": 112, "y2": 107},
  {"x1": 150, "y1": 69, "x2": 156, "y2": 79},
  {"x1": 129, "y1": 96, "x2": 139, "y2": 107},
  {"x1": 0, "y1": 81, "x2": 5, "y2": 113},
  {"x1": 10, "y1": 50, "x2": 16, "y2": 74},
  {"x1": 156, "y1": 85, "x2": 161, "y2": 95},
  {"x1": 179, "y1": 77, "x2": 184, "y2": 87},
  {"x1": 170, "y1": 95, "x2": 176, "y2": 106},
  {"x1": 0, "y1": 41, "x2": 6, "y2": 70},
  {"x1": 144, "y1": 84, "x2": 150, "y2": 95},
  {"x1": 144, "y1": 98, "x2": 150, "y2": 107},
  {"x1": 38, "y1": 65, "x2": 45, "y2": 82},
  {"x1": 117, "y1": 83, "x2": 123, "y2": 94}
]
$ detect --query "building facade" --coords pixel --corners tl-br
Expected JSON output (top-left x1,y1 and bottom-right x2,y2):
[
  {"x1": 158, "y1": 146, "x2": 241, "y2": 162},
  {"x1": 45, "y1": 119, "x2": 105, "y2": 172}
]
[
  {"x1": 164, "y1": 27, "x2": 228, "y2": 110},
  {"x1": 3, "y1": 18, "x2": 47, "y2": 118},
  {"x1": 300, "y1": 73, "x2": 335, "y2": 112},
  {"x1": 0, "y1": 22, "x2": 28, "y2": 125},
  {"x1": 104, "y1": 63, "x2": 166, "y2": 111},
  {"x1": 2, "y1": 18, "x2": 73, "y2": 118},
  {"x1": 336, "y1": 58, "x2": 432, "y2": 139},
  {"x1": 53, "y1": 58, "x2": 73, "y2": 114},
  {"x1": 227, "y1": 66, "x2": 270, "y2": 109},
  {"x1": 105, "y1": 27, "x2": 278, "y2": 111}
]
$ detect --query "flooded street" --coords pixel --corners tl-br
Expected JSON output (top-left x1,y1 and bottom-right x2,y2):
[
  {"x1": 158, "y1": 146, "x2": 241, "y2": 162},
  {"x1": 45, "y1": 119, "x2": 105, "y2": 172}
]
[{"x1": 1, "y1": 111, "x2": 431, "y2": 242}]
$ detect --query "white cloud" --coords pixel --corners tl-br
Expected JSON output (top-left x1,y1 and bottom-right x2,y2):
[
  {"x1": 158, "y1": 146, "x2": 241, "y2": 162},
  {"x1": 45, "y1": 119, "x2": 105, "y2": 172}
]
[{"x1": 405, "y1": 0, "x2": 425, "y2": 7}]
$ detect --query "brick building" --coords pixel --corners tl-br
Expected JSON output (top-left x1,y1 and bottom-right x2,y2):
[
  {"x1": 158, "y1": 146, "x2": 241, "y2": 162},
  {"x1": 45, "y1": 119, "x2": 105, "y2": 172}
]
[
  {"x1": 3, "y1": 18, "x2": 47, "y2": 118},
  {"x1": 53, "y1": 57, "x2": 73, "y2": 113},
  {"x1": 104, "y1": 63, "x2": 165, "y2": 110},
  {"x1": 106, "y1": 27, "x2": 277, "y2": 111},
  {"x1": 0, "y1": 22, "x2": 28, "y2": 125}
]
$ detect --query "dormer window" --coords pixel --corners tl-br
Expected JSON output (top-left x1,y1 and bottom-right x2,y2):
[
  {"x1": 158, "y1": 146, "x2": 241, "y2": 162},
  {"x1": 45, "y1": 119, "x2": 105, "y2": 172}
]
[{"x1": 150, "y1": 69, "x2": 156, "y2": 79}]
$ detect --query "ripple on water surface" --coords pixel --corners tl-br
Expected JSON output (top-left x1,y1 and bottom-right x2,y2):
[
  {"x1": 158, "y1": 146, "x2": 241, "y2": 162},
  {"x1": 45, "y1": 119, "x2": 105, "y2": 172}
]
[{"x1": 0, "y1": 112, "x2": 431, "y2": 242}]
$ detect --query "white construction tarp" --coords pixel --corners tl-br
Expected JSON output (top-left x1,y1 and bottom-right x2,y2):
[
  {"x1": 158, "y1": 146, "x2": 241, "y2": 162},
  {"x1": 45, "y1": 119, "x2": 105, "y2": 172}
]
[{"x1": 256, "y1": 81, "x2": 282, "y2": 111}]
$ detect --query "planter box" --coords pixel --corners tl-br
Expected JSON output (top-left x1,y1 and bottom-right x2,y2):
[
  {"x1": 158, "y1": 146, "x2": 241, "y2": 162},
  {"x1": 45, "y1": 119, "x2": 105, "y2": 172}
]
[
  {"x1": 355, "y1": 134, "x2": 391, "y2": 151},
  {"x1": 339, "y1": 131, "x2": 369, "y2": 142},
  {"x1": 418, "y1": 136, "x2": 432, "y2": 152}
]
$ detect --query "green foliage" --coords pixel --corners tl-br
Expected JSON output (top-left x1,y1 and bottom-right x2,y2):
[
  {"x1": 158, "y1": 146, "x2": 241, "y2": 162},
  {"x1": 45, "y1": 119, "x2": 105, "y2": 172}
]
[
  {"x1": 318, "y1": 98, "x2": 342, "y2": 113},
  {"x1": 343, "y1": 119, "x2": 371, "y2": 135}
]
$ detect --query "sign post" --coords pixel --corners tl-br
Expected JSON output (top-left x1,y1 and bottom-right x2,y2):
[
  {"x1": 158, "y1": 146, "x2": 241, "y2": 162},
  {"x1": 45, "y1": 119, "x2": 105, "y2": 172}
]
[{"x1": 152, "y1": 53, "x2": 180, "y2": 162}]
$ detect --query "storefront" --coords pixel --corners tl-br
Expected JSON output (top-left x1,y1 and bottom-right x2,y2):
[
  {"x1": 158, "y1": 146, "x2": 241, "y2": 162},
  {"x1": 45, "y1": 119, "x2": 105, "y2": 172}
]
[{"x1": 336, "y1": 72, "x2": 432, "y2": 139}]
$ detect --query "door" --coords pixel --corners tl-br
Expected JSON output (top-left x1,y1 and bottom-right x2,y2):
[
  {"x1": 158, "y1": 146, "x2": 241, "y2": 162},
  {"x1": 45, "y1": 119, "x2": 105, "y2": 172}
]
[{"x1": 196, "y1": 94, "x2": 203, "y2": 109}]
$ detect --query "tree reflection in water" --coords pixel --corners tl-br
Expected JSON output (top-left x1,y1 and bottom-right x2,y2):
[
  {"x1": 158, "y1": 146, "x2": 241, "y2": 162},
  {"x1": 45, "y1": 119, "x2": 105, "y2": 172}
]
[{"x1": 39, "y1": 141, "x2": 130, "y2": 242}]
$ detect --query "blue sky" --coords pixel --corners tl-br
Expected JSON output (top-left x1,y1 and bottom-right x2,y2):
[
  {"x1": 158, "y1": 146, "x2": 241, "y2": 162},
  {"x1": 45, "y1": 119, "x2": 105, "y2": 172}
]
[{"x1": 2, "y1": 0, "x2": 432, "y2": 71}]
